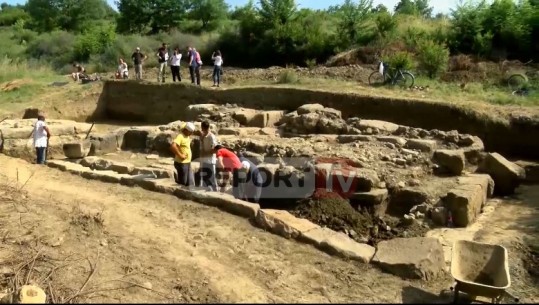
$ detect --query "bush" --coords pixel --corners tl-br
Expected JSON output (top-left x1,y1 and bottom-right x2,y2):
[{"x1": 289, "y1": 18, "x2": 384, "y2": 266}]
[
  {"x1": 450, "y1": 54, "x2": 474, "y2": 71},
  {"x1": 416, "y1": 40, "x2": 449, "y2": 79},
  {"x1": 383, "y1": 51, "x2": 415, "y2": 71},
  {"x1": 277, "y1": 69, "x2": 300, "y2": 84},
  {"x1": 25, "y1": 31, "x2": 76, "y2": 69}
]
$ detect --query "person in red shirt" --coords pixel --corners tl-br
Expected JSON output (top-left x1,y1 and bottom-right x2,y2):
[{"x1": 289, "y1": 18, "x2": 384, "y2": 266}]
[{"x1": 213, "y1": 144, "x2": 242, "y2": 196}]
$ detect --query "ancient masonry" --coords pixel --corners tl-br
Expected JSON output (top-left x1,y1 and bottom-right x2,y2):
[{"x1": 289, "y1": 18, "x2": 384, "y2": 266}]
[{"x1": 0, "y1": 103, "x2": 530, "y2": 280}]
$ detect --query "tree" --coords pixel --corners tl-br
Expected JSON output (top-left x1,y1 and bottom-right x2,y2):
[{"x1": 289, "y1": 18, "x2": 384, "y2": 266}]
[
  {"x1": 189, "y1": 0, "x2": 229, "y2": 30},
  {"x1": 394, "y1": 0, "x2": 433, "y2": 18},
  {"x1": 371, "y1": 4, "x2": 388, "y2": 14},
  {"x1": 335, "y1": 0, "x2": 373, "y2": 46},
  {"x1": 258, "y1": 0, "x2": 296, "y2": 26},
  {"x1": 116, "y1": 0, "x2": 188, "y2": 34},
  {"x1": 25, "y1": 0, "x2": 114, "y2": 32}
]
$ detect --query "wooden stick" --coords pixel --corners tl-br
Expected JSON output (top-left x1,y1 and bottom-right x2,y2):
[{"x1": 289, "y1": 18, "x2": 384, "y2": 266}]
[
  {"x1": 63, "y1": 250, "x2": 100, "y2": 303},
  {"x1": 85, "y1": 122, "x2": 95, "y2": 140}
]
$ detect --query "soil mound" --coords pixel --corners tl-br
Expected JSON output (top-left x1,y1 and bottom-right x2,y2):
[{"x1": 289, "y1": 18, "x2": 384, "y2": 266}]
[{"x1": 292, "y1": 188, "x2": 429, "y2": 245}]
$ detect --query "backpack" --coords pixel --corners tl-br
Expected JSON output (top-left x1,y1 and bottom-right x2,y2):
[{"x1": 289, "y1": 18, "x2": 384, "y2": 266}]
[{"x1": 196, "y1": 52, "x2": 202, "y2": 66}]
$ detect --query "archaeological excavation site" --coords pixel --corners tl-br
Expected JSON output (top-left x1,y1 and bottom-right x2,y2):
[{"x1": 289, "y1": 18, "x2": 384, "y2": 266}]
[{"x1": 1, "y1": 81, "x2": 538, "y2": 303}]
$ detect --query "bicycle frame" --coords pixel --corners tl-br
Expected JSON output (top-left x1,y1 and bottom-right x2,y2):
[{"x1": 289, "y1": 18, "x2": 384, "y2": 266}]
[{"x1": 384, "y1": 68, "x2": 406, "y2": 85}]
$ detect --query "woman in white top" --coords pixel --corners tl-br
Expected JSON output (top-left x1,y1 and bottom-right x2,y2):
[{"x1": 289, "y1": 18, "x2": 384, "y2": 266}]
[
  {"x1": 117, "y1": 58, "x2": 128, "y2": 79},
  {"x1": 212, "y1": 50, "x2": 223, "y2": 87},
  {"x1": 170, "y1": 48, "x2": 182, "y2": 82}
]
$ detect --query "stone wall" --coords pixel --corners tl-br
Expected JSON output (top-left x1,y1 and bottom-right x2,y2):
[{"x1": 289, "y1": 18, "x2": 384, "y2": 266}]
[{"x1": 98, "y1": 81, "x2": 539, "y2": 160}]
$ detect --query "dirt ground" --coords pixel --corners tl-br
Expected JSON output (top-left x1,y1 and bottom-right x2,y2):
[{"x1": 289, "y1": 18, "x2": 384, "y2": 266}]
[{"x1": 0, "y1": 155, "x2": 457, "y2": 303}]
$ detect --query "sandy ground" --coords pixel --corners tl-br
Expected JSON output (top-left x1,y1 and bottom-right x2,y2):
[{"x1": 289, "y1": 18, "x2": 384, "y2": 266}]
[{"x1": 0, "y1": 155, "x2": 457, "y2": 303}]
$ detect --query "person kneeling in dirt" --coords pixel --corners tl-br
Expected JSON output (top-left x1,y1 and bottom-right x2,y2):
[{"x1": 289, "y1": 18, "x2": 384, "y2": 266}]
[
  {"x1": 115, "y1": 58, "x2": 129, "y2": 79},
  {"x1": 213, "y1": 144, "x2": 242, "y2": 195},
  {"x1": 31, "y1": 114, "x2": 51, "y2": 165},
  {"x1": 171, "y1": 122, "x2": 195, "y2": 186},
  {"x1": 72, "y1": 63, "x2": 86, "y2": 81},
  {"x1": 237, "y1": 157, "x2": 263, "y2": 203}
]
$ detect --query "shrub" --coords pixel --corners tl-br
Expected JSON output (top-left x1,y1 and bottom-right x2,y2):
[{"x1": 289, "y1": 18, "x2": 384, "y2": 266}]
[
  {"x1": 25, "y1": 31, "x2": 76, "y2": 69},
  {"x1": 383, "y1": 51, "x2": 415, "y2": 71},
  {"x1": 305, "y1": 58, "x2": 317, "y2": 69},
  {"x1": 416, "y1": 39, "x2": 449, "y2": 79},
  {"x1": 277, "y1": 69, "x2": 300, "y2": 84},
  {"x1": 450, "y1": 54, "x2": 474, "y2": 71},
  {"x1": 73, "y1": 23, "x2": 116, "y2": 62}
]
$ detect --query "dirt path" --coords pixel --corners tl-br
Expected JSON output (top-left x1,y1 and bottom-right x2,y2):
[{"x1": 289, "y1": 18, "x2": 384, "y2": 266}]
[
  {"x1": 427, "y1": 185, "x2": 539, "y2": 303},
  {"x1": 0, "y1": 155, "x2": 452, "y2": 303}
]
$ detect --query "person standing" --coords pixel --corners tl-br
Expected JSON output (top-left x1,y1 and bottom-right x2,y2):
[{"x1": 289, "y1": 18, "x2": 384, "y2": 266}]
[
  {"x1": 170, "y1": 48, "x2": 182, "y2": 82},
  {"x1": 198, "y1": 121, "x2": 218, "y2": 191},
  {"x1": 194, "y1": 48, "x2": 202, "y2": 86},
  {"x1": 32, "y1": 114, "x2": 51, "y2": 165},
  {"x1": 157, "y1": 43, "x2": 168, "y2": 83},
  {"x1": 212, "y1": 50, "x2": 223, "y2": 87},
  {"x1": 131, "y1": 47, "x2": 147, "y2": 80},
  {"x1": 213, "y1": 144, "x2": 242, "y2": 196},
  {"x1": 188, "y1": 47, "x2": 196, "y2": 84},
  {"x1": 170, "y1": 122, "x2": 196, "y2": 186}
]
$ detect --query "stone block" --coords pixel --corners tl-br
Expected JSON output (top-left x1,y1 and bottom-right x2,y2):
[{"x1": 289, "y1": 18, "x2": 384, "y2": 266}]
[
  {"x1": 372, "y1": 237, "x2": 445, "y2": 280},
  {"x1": 405, "y1": 139, "x2": 437, "y2": 153},
  {"x1": 313, "y1": 229, "x2": 376, "y2": 264},
  {"x1": 350, "y1": 188, "x2": 389, "y2": 216},
  {"x1": 250, "y1": 111, "x2": 285, "y2": 128},
  {"x1": 433, "y1": 149, "x2": 466, "y2": 176},
  {"x1": 358, "y1": 120, "x2": 399, "y2": 133},
  {"x1": 255, "y1": 209, "x2": 319, "y2": 239},
  {"x1": 62, "y1": 140, "x2": 91, "y2": 159},
  {"x1": 477, "y1": 152, "x2": 526, "y2": 195},
  {"x1": 233, "y1": 109, "x2": 257, "y2": 126},
  {"x1": 443, "y1": 184, "x2": 485, "y2": 227},
  {"x1": 337, "y1": 135, "x2": 375, "y2": 143},
  {"x1": 376, "y1": 136, "x2": 407, "y2": 147}
]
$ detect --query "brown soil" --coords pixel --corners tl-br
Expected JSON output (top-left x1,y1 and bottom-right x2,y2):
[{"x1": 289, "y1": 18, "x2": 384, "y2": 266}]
[
  {"x1": 292, "y1": 193, "x2": 429, "y2": 246},
  {"x1": 0, "y1": 155, "x2": 454, "y2": 303}
]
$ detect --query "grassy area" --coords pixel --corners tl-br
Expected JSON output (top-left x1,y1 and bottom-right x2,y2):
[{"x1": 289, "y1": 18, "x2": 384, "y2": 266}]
[{"x1": 1, "y1": 59, "x2": 538, "y2": 120}]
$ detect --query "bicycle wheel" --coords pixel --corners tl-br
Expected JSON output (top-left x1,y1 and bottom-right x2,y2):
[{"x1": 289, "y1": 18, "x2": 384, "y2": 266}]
[
  {"x1": 368, "y1": 71, "x2": 385, "y2": 87},
  {"x1": 507, "y1": 74, "x2": 527, "y2": 91},
  {"x1": 394, "y1": 71, "x2": 415, "y2": 89}
]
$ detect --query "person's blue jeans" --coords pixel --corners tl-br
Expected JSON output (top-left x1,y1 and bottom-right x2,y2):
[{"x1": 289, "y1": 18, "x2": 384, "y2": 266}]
[
  {"x1": 213, "y1": 66, "x2": 221, "y2": 85},
  {"x1": 200, "y1": 162, "x2": 217, "y2": 191},
  {"x1": 36, "y1": 147, "x2": 47, "y2": 164}
]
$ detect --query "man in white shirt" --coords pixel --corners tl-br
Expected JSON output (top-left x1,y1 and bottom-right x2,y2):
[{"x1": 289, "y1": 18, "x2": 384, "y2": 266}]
[
  {"x1": 32, "y1": 114, "x2": 51, "y2": 165},
  {"x1": 198, "y1": 121, "x2": 218, "y2": 191}
]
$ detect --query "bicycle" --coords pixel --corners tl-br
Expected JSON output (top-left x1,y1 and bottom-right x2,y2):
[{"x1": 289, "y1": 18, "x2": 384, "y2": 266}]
[
  {"x1": 506, "y1": 60, "x2": 533, "y2": 92},
  {"x1": 368, "y1": 62, "x2": 415, "y2": 89}
]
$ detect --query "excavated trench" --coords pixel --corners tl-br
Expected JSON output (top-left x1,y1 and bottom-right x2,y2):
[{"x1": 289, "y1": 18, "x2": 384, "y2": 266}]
[{"x1": 3, "y1": 83, "x2": 539, "y2": 248}]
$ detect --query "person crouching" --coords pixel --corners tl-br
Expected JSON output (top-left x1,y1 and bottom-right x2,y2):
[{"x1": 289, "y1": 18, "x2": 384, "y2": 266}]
[
  {"x1": 213, "y1": 144, "x2": 242, "y2": 195},
  {"x1": 171, "y1": 122, "x2": 195, "y2": 186},
  {"x1": 237, "y1": 158, "x2": 263, "y2": 203}
]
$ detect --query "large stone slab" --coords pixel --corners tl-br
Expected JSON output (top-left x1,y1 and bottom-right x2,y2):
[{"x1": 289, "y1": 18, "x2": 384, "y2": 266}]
[
  {"x1": 405, "y1": 139, "x2": 437, "y2": 153},
  {"x1": 80, "y1": 156, "x2": 100, "y2": 168},
  {"x1": 301, "y1": 228, "x2": 375, "y2": 263},
  {"x1": 433, "y1": 149, "x2": 465, "y2": 176},
  {"x1": 130, "y1": 167, "x2": 173, "y2": 179},
  {"x1": 477, "y1": 152, "x2": 526, "y2": 195},
  {"x1": 256, "y1": 209, "x2": 319, "y2": 239},
  {"x1": 250, "y1": 111, "x2": 285, "y2": 128},
  {"x1": 89, "y1": 133, "x2": 121, "y2": 156},
  {"x1": 457, "y1": 173, "x2": 494, "y2": 199},
  {"x1": 81, "y1": 170, "x2": 127, "y2": 184},
  {"x1": 358, "y1": 120, "x2": 399, "y2": 133},
  {"x1": 337, "y1": 135, "x2": 375, "y2": 143},
  {"x1": 152, "y1": 179, "x2": 180, "y2": 194},
  {"x1": 372, "y1": 237, "x2": 445, "y2": 280},
  {"x1": 376, "y1": 136, "x2": 407, "y2": 147},
  {"x1": 233, "y1": 109, "x2": 257, "y2": 126},
  {"x1": 442, "y1": 184, "x2": 485, "y2": 227}
]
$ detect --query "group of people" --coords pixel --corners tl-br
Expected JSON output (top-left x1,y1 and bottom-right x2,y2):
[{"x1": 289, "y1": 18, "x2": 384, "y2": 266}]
[
  {"x1": 130, "y1": 43, "x2": 224, "y2": 87},
  {"x1": 170, "y1": 121, "x2": 262, "y2": 203}
]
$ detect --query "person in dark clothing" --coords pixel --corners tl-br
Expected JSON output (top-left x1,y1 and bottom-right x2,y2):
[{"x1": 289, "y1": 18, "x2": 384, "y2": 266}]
[
  {"x1": 156, "y1": 43, "x2": 168, "y2": 83},
  {"x1": 131, "y1": 47, "x2": 147, "y2": 80},
  {"x1": 170, "y1": 48, "x2": 182, "y2": 82},
  {"x1": 237, "y1": 156, "x2": 263, "y2": 203},
  {"x1": 187, "y1": 47, "x2": 196, "y2": 84}
]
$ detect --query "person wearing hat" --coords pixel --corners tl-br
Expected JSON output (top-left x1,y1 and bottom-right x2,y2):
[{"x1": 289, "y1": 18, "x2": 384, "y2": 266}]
[
  {"x1": 238, "y1": 157, "x2": 263, "y2": 203},
  {"x1": 170, "y1": 122, "x2": 195, "y2": 186},
  {"x1": 131, "y1": 47, "x2": 147, "y2": 80},
  {"x1": 31, "y1": 113, "x2": 51, "y2": 165},
  {"x1": 213, "y1": 144, "x2": 242, "y2": 195}
]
